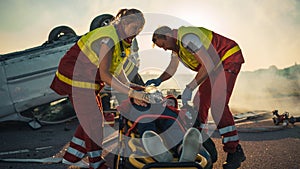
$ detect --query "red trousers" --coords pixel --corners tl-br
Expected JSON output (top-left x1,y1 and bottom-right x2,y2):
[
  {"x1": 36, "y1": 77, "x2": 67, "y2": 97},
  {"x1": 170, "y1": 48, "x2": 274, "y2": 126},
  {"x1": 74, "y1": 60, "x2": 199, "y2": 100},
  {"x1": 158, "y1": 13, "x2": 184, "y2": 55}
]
[
  {"x1": 63, "y1": 90, "x2": 107, "y2": 169},
  {"x1": 193, "y1": 62, "x2": 242, "y2": 153}
]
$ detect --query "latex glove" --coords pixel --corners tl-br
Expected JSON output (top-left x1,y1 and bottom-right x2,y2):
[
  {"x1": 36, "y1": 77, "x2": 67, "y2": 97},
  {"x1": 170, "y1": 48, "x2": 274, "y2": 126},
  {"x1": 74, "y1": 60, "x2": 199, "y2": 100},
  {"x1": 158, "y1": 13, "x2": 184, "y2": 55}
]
[
  {"x1": 181, "y1": 86, "x2": 193, "y2": 105},
  {"x1": 145, "y1": 78, "x2": 162, "y2": 86},
  {"x1": 128, "y1": 88, "x2": 156, "y2": 104}
]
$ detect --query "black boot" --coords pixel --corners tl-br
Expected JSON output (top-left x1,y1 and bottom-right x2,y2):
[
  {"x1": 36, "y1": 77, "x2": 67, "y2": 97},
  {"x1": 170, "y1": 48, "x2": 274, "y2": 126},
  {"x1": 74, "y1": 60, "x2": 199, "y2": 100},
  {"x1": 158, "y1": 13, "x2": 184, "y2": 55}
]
[{"x1": 223, "y1": 144, "x2": 246, "y2": 169}]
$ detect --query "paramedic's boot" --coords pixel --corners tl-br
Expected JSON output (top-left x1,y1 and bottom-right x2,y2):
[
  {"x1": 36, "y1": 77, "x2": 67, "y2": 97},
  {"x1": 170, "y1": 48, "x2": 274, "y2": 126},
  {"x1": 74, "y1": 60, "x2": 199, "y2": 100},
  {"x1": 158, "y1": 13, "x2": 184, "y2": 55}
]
[
  {"x1": 142, "y1": 130, "x2": 173, "y2": 162},
  {"x1": 223, "y1": 144, "x2": 246, "y2": 169},
  {"x1": 179, "y1": 127, "x2": 202, "y2": 162}
]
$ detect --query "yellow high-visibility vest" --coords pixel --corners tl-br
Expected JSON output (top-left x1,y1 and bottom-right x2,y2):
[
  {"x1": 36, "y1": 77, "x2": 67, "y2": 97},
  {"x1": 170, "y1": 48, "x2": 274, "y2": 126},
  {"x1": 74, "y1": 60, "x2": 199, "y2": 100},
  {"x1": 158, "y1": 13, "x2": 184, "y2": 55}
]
[
  {"x1": 77, "y1": 25, "x2": 130, "y2": 75},
  {"x1": 177, "y1": 26, "x2": 240, "y2": 71}
]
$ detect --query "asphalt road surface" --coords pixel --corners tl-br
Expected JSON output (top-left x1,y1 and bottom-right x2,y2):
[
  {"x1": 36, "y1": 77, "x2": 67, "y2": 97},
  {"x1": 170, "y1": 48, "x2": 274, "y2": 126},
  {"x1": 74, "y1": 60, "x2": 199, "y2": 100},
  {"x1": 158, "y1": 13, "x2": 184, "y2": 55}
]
[
  {"x1": 1, "y1": 118, "x2": 300, "y2": 169},
  {"x1": 0, "y1": 119, "x2": 77, "y2": 169}
]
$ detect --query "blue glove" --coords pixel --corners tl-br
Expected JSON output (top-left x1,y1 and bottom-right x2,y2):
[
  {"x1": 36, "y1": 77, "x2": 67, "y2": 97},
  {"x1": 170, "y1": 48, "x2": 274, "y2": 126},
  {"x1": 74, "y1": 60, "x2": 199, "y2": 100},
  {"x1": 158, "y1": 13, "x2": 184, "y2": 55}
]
[
  {"x1": 181, "y1": 86, "x2": 193, "y2": 105},
  {"x1": 145, "y1": 78, "x2": 162, "y2": 86}
]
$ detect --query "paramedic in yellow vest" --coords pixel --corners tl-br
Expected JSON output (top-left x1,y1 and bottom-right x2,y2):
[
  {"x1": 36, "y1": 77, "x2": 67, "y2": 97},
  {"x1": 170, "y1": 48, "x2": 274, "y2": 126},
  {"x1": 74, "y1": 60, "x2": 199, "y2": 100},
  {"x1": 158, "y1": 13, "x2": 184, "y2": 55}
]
[
  {"x1": 146, "y1": 26, "x2": 245, "y2": 169},
  {"x1": 50, "y1": 9, "x2": 152, "y2": 169}
]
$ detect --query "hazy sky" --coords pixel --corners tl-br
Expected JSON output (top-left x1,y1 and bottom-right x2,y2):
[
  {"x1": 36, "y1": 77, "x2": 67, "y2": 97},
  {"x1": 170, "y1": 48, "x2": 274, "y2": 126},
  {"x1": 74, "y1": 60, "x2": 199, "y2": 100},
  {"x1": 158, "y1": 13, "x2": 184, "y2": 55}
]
[{"x1": 0, "y1": 0, "x2": 299, "y2": 71}]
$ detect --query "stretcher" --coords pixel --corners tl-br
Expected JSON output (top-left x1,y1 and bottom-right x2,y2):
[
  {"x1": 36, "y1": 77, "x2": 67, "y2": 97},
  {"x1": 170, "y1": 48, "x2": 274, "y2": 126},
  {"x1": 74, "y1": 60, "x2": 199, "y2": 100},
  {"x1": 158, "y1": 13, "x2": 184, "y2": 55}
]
[{"x1": 113, "y1": 91, "x2": 217, "y2": 169}]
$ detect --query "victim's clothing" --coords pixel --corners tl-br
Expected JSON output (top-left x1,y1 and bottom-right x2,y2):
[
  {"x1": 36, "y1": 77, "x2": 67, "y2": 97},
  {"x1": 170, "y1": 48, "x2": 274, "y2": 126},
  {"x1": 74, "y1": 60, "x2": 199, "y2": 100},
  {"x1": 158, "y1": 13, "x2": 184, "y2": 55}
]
[
  {"x1": 176, "y1": 26, "x2": 244, "y2": 153},
  {"x1": 118, "y1": 99, "x2": 184, "y2": 151}
]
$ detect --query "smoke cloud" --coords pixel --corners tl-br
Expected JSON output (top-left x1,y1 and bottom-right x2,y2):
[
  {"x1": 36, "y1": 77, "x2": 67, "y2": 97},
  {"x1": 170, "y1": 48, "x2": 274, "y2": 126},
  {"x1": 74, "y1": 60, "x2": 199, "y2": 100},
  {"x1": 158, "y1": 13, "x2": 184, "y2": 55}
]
[{"x1": 231, "y1": 64, "x2": 300, "y2": 115}]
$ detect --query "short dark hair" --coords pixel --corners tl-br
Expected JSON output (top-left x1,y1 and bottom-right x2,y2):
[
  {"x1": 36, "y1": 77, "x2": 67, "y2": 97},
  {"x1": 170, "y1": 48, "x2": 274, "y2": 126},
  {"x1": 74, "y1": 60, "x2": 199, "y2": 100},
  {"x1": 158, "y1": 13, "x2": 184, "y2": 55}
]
[{"x1": 152, "y1": 26, "x2": 172, "y2": 43}]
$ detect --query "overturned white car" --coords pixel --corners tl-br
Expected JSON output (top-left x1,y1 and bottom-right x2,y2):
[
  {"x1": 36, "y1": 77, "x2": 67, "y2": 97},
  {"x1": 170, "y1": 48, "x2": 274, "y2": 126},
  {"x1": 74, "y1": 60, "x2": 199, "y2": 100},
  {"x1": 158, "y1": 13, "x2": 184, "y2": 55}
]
[{"x1": 0, "y1": 14, "x2": 114, "y2": 126}]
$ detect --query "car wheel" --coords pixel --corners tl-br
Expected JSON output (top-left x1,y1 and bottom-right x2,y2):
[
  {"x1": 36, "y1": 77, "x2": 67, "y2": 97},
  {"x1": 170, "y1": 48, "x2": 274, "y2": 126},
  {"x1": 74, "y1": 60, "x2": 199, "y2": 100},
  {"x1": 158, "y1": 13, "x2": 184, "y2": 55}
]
[
  {"x1": 48, "y1": 25, "x2": 76, "y2": 42},
  {"x1": 89, "y1": 14, "x2": 114, "y2": 31}
]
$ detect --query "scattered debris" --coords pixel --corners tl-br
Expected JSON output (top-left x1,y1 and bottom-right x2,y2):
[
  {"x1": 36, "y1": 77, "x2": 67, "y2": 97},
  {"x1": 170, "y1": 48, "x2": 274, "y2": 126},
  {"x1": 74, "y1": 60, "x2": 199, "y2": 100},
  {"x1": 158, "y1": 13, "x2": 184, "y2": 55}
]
[
  {"x1": 233, "y1": 110, "x2": 271, "y2": 123},
  {"x1": 272, "y1": 110, "x2": 300, "y2": 126}
]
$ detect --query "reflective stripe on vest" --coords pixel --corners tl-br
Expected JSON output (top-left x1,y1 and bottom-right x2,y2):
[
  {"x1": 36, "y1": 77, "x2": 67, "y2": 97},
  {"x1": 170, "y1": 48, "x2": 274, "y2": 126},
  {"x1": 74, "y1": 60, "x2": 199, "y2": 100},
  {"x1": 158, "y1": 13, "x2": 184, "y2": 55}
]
[
  {"x1": 124, "y1": 60, "x2": 136, "y2": 76},
  {"x1": 124, "y1": 39, "x2": 139, "y2": 77},
  {"x1": 55, "y1": 71, "x2": 101, "y2": 90}
]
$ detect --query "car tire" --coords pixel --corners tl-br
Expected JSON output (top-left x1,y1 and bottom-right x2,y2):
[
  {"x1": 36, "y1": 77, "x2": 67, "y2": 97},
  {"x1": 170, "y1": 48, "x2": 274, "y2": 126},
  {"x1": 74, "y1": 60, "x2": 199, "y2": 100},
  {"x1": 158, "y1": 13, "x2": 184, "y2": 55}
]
[
  {"x1": 48, "y1": 25, "x2": 76, "y2": 42},
  {"x1": 89, "y1": 14, "x2": 114, "y2": 31}
]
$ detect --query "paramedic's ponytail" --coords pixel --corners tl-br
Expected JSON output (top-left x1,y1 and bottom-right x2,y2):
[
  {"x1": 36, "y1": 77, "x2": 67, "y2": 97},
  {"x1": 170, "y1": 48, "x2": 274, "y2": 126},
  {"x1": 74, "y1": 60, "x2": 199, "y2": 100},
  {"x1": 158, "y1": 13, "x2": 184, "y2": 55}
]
[{"x1": 111, "y1": 8, "x2": 145, "y2": 26}]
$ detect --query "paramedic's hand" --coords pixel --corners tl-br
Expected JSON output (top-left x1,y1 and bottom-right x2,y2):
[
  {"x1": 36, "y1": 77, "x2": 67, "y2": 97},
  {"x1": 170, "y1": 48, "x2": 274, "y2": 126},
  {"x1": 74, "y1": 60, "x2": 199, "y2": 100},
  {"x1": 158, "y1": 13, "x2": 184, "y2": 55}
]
[
  {"x1": 126, "y1": 82, "x2": 145, "y2": 91},
  {"x1": 181, "y1": 86, "x2": 193, "y2": 105},
  {"x1": 145, "y1": 78, "x2": 162, "y2": 86},
  {"x1": 133, "y1": 99, "x2": 147, "y2": 107},
  {"x1": 128, "y1": 88, "x2": 155, "y2": 105}
]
